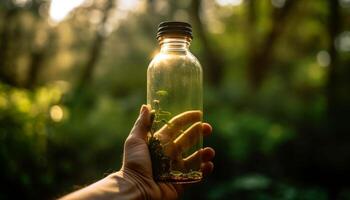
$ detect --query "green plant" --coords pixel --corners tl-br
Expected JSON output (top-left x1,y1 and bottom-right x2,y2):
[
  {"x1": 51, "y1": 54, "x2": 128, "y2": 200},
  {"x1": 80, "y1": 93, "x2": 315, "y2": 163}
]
[
  {"x1": 148, "y1": 90, "x2": 202, "y2": 182},
  {"x1": 148, "y1": 90, "x2": 172, "y2": 181},
  {"x1": 150, "y1": 90, "x2": 172, "y2": 134}
]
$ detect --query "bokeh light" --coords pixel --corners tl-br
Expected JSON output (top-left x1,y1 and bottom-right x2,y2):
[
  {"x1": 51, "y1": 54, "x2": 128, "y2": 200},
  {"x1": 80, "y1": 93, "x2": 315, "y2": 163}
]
[
  {"x1": 50, "y1": 105, "x2": 64, "y2": 122},
  {"x1": 49, "y1": 0, "x2": 86, "y2": 23},
  {"x1": 1, "y1": 0, "x2": 350, "y2": 199},
  {"x1": 216, "y1": 0, "x2": 243, "y2": 7},
  {"x1": 336, "y1": 31, "x2": 350, "y2": 52},
  {"x1": 317, "y1": 50, "x2": 331, "y2": 67},
  {"x1": 271, "y1": 0, "x2": 286, "y2": 8}
]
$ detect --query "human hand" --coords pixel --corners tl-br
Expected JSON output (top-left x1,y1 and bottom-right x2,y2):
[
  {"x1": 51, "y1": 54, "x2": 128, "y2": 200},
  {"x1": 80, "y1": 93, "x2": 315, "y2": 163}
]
[
  {"x1": 60, "y1": 105, "x2": 214, "y2": 200},
  {"x1": 121, "y1": 105, "x2": 215, "y2": 200}
]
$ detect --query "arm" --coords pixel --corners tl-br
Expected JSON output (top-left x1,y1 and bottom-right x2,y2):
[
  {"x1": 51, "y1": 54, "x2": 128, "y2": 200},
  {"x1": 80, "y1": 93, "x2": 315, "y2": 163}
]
[
  {"x1": 60, "y1": 171, "x2": 142, "y2": 200},
  {"x1": 61, "y1": 105, "x2": 214, "y2": 200}
]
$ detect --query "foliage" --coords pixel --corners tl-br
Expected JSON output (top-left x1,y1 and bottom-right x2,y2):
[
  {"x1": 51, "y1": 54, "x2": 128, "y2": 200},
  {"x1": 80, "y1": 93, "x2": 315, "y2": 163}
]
[
  {"x1": 148, "y1": 92, "x2": 172, "y2": 181},
  {"x1": 0, "y1": 0, "x2": 350, "y2": 199}
]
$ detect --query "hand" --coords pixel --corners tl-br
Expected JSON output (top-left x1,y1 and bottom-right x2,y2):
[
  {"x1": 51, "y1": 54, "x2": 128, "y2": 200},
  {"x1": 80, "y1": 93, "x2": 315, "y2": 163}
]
[
  {"x1": 60, "y1": 105, "x2": 215, "y2": 200},
  {"x1": 122, "y1": 105, "x2": 215, "y2": 200}
]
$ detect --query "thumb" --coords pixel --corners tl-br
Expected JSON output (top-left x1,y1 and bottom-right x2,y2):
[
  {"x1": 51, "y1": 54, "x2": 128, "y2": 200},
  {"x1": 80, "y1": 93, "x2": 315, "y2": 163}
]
[{"x1": 129, "y1": 104, "x2": 152, "y2": 141}]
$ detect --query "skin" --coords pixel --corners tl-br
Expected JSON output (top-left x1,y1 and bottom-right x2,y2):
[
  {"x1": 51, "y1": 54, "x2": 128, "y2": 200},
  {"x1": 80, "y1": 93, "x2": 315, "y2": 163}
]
[
  {"x1": 123, "y1": 105, "x2": 215, "y2": 199},
  {"x1": 61, "y1": 105, "x2": 215, "y2": 200}
]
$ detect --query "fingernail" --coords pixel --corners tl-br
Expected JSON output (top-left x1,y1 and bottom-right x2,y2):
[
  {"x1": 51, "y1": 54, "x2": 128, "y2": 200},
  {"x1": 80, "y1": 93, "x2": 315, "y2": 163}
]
[{"x1": 139, "y1": 105, "x2": 147, "y2": 114}]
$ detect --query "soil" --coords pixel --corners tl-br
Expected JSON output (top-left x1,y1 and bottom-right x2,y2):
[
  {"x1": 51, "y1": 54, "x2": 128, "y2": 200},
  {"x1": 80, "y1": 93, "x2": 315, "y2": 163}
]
[{"x1": 156, "y1": 170, "x2": 202, "y2": 183}]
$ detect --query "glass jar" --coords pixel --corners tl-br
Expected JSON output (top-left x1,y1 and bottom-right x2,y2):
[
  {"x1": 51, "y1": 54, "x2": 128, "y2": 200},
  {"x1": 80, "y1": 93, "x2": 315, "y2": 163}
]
[{"x1": 147, "y1": 21, "x2": 203, "y2": 183}]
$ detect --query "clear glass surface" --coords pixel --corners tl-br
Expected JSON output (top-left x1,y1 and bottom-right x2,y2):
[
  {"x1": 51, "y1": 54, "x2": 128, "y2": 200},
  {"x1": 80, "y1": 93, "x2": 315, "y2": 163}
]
[{"x1": 147, "y1": 37, "x2": 203, "y2": 183}]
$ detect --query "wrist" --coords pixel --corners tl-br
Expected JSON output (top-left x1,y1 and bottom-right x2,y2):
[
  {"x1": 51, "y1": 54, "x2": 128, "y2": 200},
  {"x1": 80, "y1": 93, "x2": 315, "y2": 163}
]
[
  {"x1": 108, "y1": 170, "x2": 144, "y2": 200},
  {"x1": 118, "y1": 168, "x2": 151, "y2": 200}
]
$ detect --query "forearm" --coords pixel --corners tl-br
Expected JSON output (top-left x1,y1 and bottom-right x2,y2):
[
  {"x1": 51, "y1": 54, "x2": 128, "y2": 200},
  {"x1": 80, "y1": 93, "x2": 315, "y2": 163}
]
[{"x1": 60, "y1": 171, "x2": 142, "y2": 200}]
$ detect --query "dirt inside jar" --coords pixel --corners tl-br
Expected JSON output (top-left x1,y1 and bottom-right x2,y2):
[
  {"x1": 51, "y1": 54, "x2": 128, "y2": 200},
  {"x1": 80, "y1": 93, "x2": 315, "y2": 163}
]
[
  {"x1": 148, "y1": 136, "x2": 202, "y2": 183},
  {"x1": 158, "y1": 170, "x2": 202, "y2": 183}
]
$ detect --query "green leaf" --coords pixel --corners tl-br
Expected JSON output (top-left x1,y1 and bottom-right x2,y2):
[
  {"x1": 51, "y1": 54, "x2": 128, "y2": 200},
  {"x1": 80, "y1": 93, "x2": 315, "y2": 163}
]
[{"x1": 156, "y1": 90, "x2": 168, "y2": 96}]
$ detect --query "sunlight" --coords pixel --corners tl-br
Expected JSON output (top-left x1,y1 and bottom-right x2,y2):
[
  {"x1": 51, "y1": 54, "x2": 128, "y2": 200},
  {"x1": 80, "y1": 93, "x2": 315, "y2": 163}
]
[
  {"x1": 49, "y1": 0, "x2": 143, "y2": 26},
  {"x1": 336, "y1": 31, "x2": 350, "y2": 52},
  {"x1": 271, "y1": 0, "x2": 286, "y2": 8},
  {"x1": 118, "y1": 0, "x2": 141, "y2": 11},
  {"x1": 13, "y1": 0, "x2": 29, "y2": 7},
  {"x1": 216, "y1": 0, "x2": 243, "y2": 6},
  {"x1": 50, "y1": 105, "x2": 64, "y2": 122},
  {"x1": 49, "y1": 0, "x2": 86, "y2": 23},
  {"x1": 316, "y1": 50, "x2": 330, "y2": 67},
  {"x1": 340, "y1": 0, "x2": 350, "y2": 8}
]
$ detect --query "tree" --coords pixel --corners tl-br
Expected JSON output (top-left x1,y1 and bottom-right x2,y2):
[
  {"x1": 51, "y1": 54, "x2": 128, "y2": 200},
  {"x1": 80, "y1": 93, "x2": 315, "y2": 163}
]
[
  {"x1": 326, "y1": 0, "x2": 340, "y2": 122},
  {"x1": 77, "y1": 0, "x2": 115, "y2": 91},
  {"x1": 190, "y1": 0, "x2": 225, "y2": 87},
  {"x1": 247, "y1": 0, "x2": 299, "y2": 89}
]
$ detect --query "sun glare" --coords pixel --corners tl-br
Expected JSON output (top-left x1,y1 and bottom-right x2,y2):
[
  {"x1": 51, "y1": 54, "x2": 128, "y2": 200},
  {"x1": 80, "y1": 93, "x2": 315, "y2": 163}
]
[
  {"x1": 49, "y1": 0, "x2": 86, "y2": 23},
  {"x1": 49, "y1": 0, "x2": 143, "y2": 25},
  {"x1": 216, "y1": 0, "x2": 243, "y2": 6},
  {"x1": 118, "y1": 0, "x2": 141, "y2": 11},
  {"x1": 50, "y1": 105, "x2": 64, "y2": 122}
]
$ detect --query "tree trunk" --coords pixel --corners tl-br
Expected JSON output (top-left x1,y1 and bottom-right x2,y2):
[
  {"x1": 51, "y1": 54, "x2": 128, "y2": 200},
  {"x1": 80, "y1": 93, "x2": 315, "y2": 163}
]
[
  {"x1": 77, "y1": 0, "x2": 114, "y2": 91},
  {"x1": 247, "y1": 0, "x2": 298, "y2": 89},
  {"x1": 326, "y1": 0, "x2": 340, "y2": 122},
  {"x1": 190, "y1": 0, "x2": 225, "y2": 87},
  {"x1": 0, "y1": 9, "x2": 19, "y2": 86}
]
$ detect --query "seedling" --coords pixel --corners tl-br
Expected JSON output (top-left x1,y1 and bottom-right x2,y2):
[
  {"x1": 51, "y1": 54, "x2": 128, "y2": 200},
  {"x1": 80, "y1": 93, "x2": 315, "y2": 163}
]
[{"x1": 148, "y1": 90, "x2": 202, "y2": 182}]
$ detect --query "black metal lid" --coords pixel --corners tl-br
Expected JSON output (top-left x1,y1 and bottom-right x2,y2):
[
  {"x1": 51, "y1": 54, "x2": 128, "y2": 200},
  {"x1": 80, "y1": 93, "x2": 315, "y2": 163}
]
[{"x1": 156, "y1": 21, "x2": 193, "y2": 39}]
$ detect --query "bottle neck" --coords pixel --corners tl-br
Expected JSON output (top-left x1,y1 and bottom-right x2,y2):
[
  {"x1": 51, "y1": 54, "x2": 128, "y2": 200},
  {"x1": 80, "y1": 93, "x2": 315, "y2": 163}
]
[{"x1": 158, "y1": 36, "x2": 191, "y2": 52}]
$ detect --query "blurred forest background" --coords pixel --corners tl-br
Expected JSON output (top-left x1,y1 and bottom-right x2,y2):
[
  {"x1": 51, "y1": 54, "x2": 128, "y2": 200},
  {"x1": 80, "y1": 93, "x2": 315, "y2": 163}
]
[{"x1": 1, "y1": 0, "x2": 350, "y2": 199}]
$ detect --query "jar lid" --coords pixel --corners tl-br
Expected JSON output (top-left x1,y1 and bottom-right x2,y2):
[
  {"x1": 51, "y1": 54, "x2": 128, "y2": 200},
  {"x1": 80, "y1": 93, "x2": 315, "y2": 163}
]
[{"x1": 156, "y1": 21, "x2": 193, "y2": 39}]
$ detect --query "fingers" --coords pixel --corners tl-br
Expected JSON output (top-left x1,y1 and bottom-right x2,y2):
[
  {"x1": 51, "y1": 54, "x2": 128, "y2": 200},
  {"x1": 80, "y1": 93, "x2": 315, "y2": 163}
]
[
  {"x1": 163, "y1": 122, "x2": 202, "y2": 158},
  {"x1": 162, "y1": 122, "x2": 211, "y2": 159},
  {"x1": 201, "y1": 147, "x2": 215, "y2": 162},
  {"x1": 155, "y1": 110, "x2": 202, "y2": 143},
  {"x1": 170, "y1": 123, "x2": 211, "y2": 157},
  {"x1": 183, "y1": 147, "x2": 215, "y2": 169},
  {"x1": 169, "y1": 110, "x2": 202, "y2": 128},
  {"x1": 200, "y1": 147, "x2": 215, "y2": 177},
  {"x1": 200, "y1": 161, "x2": 214, "y2": 177},
  {"x1": 129, "y1": 104, "x2": 152, "y2": 141},
  {"x1": 202, "y1": 123, "x2": 212, "y2": 137},
  {"x1": 173, "y1": 122, "x2": 202, "y2": 154}
]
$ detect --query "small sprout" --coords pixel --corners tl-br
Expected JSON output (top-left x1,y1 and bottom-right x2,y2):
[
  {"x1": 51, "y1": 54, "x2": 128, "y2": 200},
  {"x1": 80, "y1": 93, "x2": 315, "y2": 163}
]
[
  {"x1": 161, "y1": 119, "x2": 172, "y2": 127},
  {"x1": 153, "y1": 100, "x2": 160, "y2": 112},
  {"x1": 153, "y1": 99, "x2": 160, "y2": 104},
  {"x1": 161, "y1": 119, "x2": 168, "y2": 124},
  {"x1": 149, "y1": 90, "x2": 202, "y2": 182},
  {"x1": 159, "y1": 110, "x2": 171, "y2": 115},
  {"x1": 150, "y1": 110, "x2": 156, "y2": 123},
  {"x1": 156, "y1": 90, "x2": 168, "y2": 96}
]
